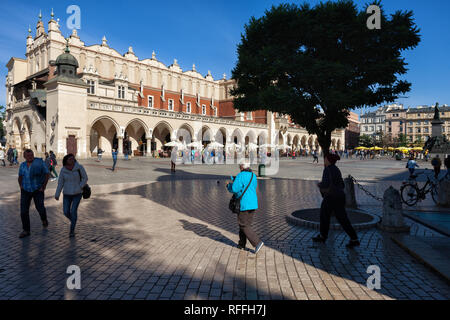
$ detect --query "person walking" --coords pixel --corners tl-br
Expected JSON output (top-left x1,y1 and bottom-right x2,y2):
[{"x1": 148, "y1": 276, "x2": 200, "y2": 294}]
[
  {"x1": 7, "y1": 146, "x2": 14, "y2": 166},
  {"x1": 171, "y1": 146, "x2": 178, "y2": 173},
  {"x1": 96, "y1": 148, "x2": 103, "y2": 162},
  {"x1": 13, "y1": 147, "x2": 19, "y2": 165},
  {"x1": 49, "y1": 151, "x2": 59, "y2": 179},
  {"x1": 431, "y1": 155, "x2": 442, "y2": 179},
  {"x1": 312, "y1": 150, "x2": 319, "y2": 164},
  {"x1": 18, "y1": 149, "x2": 50, "y2": 238},
  {"x1": 313, "y1": 154, "x2": 360, "y2": 248},
  {"x1": 227, "y1": 161, "x2": 264, "y2": 254},
  {"x1": 444, "y1": 155, "x2": 450, "y2": 179},
  {"x1": 55, "y1": 154, "x2": 88, "y2": 237},
  {"x1": 0, "y1": 147, "x2": 5, "y2": 167},
  {"x1": 44, "y1": 152, "x2": 57, "y2": 181},
  {"x1": 111, "y1": 149, "x2": 118, "y2": 171},
  {"x1": 406, "y1": 156, "x2": 419, "y2": 177}
]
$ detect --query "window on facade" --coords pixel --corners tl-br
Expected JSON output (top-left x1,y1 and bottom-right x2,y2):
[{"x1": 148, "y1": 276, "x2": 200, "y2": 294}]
[
  {"x1": 247, "y1": 112, "x2": 253, "y2": 120},
  {"x1": 417, "y1": 121, "x2": 421, "y2": 125},
  {"x1": 416, "y1": 128, "x2": 421, "y2": 133},
  {"x1": 424, "y1": 120, "x2": 428, "y2": 125},
  {"x1": 409, "y1": 121, "x2": 413, "y2": 125},
  {"x1": 168, "y1": 99, "x2": 174, "y2": 111},
  {"x1": 202, "y1": 104, "x2": 206, "y2": 115},
  {"x1": 148, "y1": 96, "x2": 153, "y2": 108},
  {"x1": 388, "y1": 121, "x2": 391, "y2": 125},
  {"x1": 417, "y1": 113, "x2": 421, "y2": 117},
  {"x1": 214, "y1": 108, "x2": 217, "y2": 117},
  {"x1": 408, "y1": 128, "x2": 413, "y2": 133},
  {"x1": 87, "y1": 80, "x2": 95, "y2": 94},
  {"x1": 400, "y1": 127, "x2": 403, "y2": 132},
  {"x1": 186, "y1": 102, "x2": 191, "y2": 113},
  {"x1": 118, "y1": 86, "x2": 125, "y2": 99},
  {"x1": 424, "y1": 128, "x2": 429, "y2": 133},
  {"x1": 388, "y1": 128, "x2": 392, "y2": 133}
]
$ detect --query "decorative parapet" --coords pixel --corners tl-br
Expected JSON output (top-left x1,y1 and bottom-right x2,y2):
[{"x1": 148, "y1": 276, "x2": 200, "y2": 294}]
[{"x1": 87, "y1": 101, "x2": 269, "y2": 129}]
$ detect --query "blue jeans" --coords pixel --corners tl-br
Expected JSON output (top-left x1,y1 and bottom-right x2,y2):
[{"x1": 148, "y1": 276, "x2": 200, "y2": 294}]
[
  {"x1": 112, "y1": 159, "x2": 117, "y2": 171},
  {"x1": 63, "y1": 194, "x2": 82, "y2": 233}
]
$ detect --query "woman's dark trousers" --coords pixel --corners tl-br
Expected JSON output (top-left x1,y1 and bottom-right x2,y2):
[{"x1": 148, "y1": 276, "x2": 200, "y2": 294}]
[
  {"x1": 320, "y1": 194, "x2": 357, "y2": 240},
  {"x1": 237, "y1": 210, "x2": 261, "y2": 248}
]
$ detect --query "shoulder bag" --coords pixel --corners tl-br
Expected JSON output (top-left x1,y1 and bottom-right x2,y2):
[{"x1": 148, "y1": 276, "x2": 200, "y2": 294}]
[
  {"x1": 229, "y1": 173, "x2": 254, "y2": 214},
  {"x1": 77, "y1": 169, "x2": 91, "y2": 199}
]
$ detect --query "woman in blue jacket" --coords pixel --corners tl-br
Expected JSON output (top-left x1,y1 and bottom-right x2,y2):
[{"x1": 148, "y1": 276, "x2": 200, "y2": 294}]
[{"x1": 227, "y1": 162, "x2": 264, "y2": 254}]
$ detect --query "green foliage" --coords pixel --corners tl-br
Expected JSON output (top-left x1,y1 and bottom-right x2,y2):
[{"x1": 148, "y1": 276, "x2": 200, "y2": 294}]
[
  {"x1": 358, "y1": 134, "x2": 375, "y2": 147},
  {"x1": 231, "y1": 0, "x2": 421, "y2": 154}
]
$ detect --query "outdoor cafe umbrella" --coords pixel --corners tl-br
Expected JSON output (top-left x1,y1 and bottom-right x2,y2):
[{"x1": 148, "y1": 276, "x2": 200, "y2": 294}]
[
  {"x1": 276, "y1": 144, "x2": 292, "y2": 150},
  {"x1": 187, "y1": 141, "x2": 203, "y2": 149},
  {"x1": 247, "y1": 143, "x2": 259, "y2": 151},
  {"x1": 226, "y1": 143, "x2": 242, "y2": 150},
  {"x1": 207, "y1": 141, "x2": 224, "y2": 149},
  {"x1": 354, "y1": 146, "x2": 367, "y2": 150},
  {"x1": 165, "y1": 141, "x2": 185, "y2": 149}
]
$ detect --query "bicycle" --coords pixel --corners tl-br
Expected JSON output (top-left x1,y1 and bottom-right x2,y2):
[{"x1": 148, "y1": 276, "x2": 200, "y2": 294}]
[{"x1": 400, "y1": 169, "x2": 438, "y2": 206}]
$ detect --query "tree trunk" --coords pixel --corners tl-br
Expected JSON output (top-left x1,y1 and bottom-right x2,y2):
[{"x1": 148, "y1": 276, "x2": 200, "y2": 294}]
[{"x1": 317, "y1": 131, "x2": 331, "y2": 157}]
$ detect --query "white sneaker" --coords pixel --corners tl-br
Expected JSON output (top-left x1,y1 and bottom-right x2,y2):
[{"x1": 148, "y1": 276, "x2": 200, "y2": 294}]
[{"x1": 254, "y1": 242, "x2": 264, "y2": 254}]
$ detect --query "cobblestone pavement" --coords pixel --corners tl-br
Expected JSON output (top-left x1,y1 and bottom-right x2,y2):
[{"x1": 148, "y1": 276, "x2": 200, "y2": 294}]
[{"x1": 0, "y1": 161, "x2": 449, "y2": 300}]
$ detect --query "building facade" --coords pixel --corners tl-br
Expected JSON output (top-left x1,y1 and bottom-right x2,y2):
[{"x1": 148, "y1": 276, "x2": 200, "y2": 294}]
[
  {"x1": 345, "y1": 111, "x2": 360, "y2": 149},
  {"x1": 3, "y1": 14, "x2": 345, "y2": 159},
  {"x1": 405, "y1": 105, "x2": 450, "y2": 143}
]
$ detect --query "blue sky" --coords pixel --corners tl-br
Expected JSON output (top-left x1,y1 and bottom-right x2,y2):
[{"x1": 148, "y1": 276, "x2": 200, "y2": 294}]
[{"x1": 0, "y1": 0, "x2": 449, "y2": 115}]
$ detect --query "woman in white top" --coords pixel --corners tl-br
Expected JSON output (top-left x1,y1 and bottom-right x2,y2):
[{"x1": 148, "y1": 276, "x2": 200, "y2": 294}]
[
  {"x1": 55, "y1": 154, "x2": 88, "y2": 237},
  {"x1": 171, "y1": 146, "x2": 178, "y2": 173},
  {"x1": 0, "y1": 148, "x2": 5, "y2": 167}
]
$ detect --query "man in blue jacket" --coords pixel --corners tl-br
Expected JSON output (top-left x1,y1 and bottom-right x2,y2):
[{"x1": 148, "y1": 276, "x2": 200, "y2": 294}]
[
  {"x1": 227, "y1": 161, "x2": 264, "y2": 254},
  {"x1": 18, "y1": 149, "x2": 50, "y2": 238}
]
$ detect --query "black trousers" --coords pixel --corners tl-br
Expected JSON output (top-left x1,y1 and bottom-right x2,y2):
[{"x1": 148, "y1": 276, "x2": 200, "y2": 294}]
[
  {"x1": 237, "y1": 210, "x2": 261, "y2": 248},
  {"x1": 20, "y1": 190, "x2": 48, "y2": 232},
  {"x1": 320, "y1": 194, "x2": 357, "y2": 240}
]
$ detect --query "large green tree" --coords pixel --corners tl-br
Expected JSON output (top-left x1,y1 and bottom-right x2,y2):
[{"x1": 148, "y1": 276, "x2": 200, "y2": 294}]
[{"x1": 231, "y1": 0, "x2": 420, "y2": 155}]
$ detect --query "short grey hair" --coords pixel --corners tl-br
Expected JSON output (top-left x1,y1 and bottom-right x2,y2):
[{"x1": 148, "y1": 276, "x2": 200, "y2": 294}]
[{"x1": 239, "y1": 160, "x2": 251, "y2": 169}]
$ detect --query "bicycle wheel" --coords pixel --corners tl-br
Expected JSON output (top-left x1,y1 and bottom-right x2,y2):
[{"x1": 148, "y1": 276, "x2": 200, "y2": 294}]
[
  {"x1": 430, "y1": 186, "x2": 438, "y2": 204},
  {"x1": 401, "y1": 184, "x2": 419, "y2": 206}
]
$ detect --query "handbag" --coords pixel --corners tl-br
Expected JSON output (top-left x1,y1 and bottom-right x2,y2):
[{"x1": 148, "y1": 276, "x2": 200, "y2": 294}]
[
  {"x1": 77, "y1": 169, "x2": 91, "y2": 199},
  {"x1": 229, "y1": 173, "x2": 254, "y2": 214}
]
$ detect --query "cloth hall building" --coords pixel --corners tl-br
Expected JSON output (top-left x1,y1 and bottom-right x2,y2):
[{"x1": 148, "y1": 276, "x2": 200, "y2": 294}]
[{"x1": 4, "y1": 14, "x2": 345, "y2": 159}]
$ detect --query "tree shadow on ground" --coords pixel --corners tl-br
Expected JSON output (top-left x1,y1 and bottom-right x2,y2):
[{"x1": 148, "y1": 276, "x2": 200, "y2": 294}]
[
  {"x1": 104, "y1": 169, "x2": 450, "y2": 300},
  {"x1": 0, "y1": 190, "x2": 284, "y2": 300}
]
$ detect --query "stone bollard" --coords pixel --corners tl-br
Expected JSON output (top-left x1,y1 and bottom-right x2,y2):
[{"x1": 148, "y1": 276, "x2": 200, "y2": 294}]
[
  {"x1": 344, "y1": 175, "x2": 357, "y2": 208},
  {"x1": 437, "y1": 179, "x2": 450, "y2": 207},
  {"x1": 378, "y1": 186, "x2": 410, "y2": 232}
]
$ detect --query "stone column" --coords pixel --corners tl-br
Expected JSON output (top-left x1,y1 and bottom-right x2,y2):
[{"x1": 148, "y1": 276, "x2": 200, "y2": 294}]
[
  {"x1": 437, "y1": 179, "x2": 450, "y2": 207},
  {"x1": 118, "y1": 137, "x2": 124, "y2": 155},
  {"x1": 146, "y1": 138, "x2": 152, "y2": 157}
]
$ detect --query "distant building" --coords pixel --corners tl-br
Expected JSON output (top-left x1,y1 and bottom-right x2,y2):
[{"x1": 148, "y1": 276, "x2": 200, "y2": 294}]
[
  {"x1": 360, "y1": 104, "x2": 404, "y2": 142},
  {"x1": 405, "y1": 105, "x2": 450, "y2": 143},
  {"x1": 345, "y1": 111, "x2": 360, "y2": 149}
]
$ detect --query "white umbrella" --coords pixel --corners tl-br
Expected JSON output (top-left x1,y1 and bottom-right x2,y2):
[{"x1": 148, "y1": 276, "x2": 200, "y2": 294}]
[
  {"x1": 207, "y1": 141, "x2": 224, "y2": 149},
  {"x1": 247, "y1": 143, "x2": 259, "y2": 151},
  {"x1": 226, "y1": 143, "x2": 242, "y2": 150},
  {"x1": 259, "y1": 143, "x2": 277, "y2": 149},
  {"x1": 187, "y1": 141, "x2": 203, "y2": 149},
  {"x1": 276, "y1": 144, "x2": 292, "y2": 150},
  {"x1": 165, "y1": 141, "x2": 184, "y2": 148}
]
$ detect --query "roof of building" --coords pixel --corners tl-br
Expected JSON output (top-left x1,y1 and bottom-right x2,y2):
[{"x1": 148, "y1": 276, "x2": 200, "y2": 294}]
[{"x1": 406, "y1": 106, "x2": 450, "y2": 113}]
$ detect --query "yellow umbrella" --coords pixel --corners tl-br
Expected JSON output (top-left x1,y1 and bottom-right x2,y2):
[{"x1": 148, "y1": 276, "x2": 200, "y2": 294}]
[
  {"x1": 355, "y1": 147, "x2": 367, "y2": 150},
  {"x1": 412, "y1": 147, "x2": 423, "y2": 151},
  {"x1": 372, "y1": 147, "x2": 383, "y2": 151}
]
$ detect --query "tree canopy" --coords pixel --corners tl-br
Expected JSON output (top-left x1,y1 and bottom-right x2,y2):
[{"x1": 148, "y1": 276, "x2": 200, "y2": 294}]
[{"x1": 231, "y1": 0, "x2": 421, "y2": 154}]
